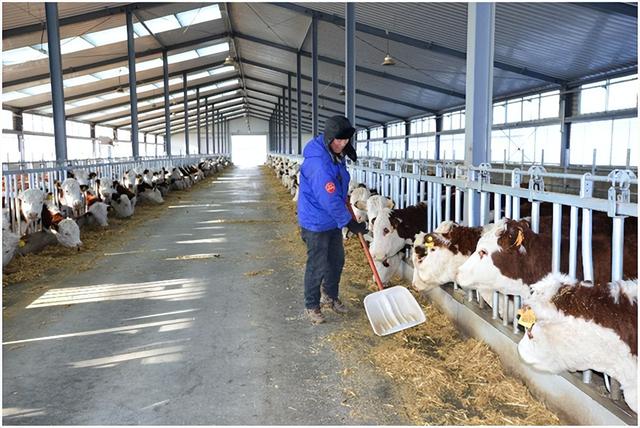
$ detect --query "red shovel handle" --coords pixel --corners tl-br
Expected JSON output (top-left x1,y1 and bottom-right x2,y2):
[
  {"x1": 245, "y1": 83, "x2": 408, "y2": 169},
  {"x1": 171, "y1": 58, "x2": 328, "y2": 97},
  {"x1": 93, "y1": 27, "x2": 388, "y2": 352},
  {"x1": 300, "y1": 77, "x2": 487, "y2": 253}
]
[{"x1": 346, "y1": 203, "x2": 385, "y2": 291}]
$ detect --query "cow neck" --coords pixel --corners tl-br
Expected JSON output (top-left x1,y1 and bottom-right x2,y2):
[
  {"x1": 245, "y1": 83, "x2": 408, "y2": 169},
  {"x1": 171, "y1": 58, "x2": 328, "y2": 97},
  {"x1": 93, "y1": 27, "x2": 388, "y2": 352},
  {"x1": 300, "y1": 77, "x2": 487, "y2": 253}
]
[
  {"x1": 492, "y1": 227, "x2": 551, "y2": 285},
  {"x1": 390, "y1": 203, "x2": 428, "y2": 240},
  {"x1": 552, "y1": 282, "x2": 637, "y2": 356},
  {"x1": 444, "y1": 226, "x2": 483, "y2": 255}
]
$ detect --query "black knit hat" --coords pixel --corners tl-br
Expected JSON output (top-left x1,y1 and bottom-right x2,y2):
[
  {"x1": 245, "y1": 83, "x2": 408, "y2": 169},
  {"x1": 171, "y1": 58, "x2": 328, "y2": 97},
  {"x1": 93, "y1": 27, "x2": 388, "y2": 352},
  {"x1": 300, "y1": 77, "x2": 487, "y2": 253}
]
[{"x1": 323, "y1": 115, "x2": 356, "y2": 145}]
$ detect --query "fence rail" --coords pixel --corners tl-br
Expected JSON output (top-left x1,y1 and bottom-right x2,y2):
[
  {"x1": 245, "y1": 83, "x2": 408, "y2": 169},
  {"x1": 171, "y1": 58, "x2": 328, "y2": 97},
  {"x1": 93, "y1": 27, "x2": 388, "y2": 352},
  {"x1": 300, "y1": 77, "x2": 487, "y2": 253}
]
[
  {"x1": 2, "y1": 154, "x2": 219, "y2": 235},
  {"x1": 268, "y1": 153, "x2": 638, "y2": 419}
]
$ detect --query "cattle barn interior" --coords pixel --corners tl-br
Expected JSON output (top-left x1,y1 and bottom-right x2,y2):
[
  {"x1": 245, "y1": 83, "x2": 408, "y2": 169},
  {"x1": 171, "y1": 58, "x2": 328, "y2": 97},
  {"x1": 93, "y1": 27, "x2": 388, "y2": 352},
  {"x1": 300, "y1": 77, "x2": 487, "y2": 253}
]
[{"x1": 2, "y1": 2, "x2": 638, "y2": 425}]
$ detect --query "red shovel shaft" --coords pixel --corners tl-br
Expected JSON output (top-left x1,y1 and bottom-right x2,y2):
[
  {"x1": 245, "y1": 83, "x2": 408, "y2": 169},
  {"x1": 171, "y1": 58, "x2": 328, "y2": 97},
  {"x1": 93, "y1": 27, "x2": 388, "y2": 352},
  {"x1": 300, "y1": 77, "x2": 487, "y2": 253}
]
[{"x1": 346, "y1": 203, "x2": 385, "y2": 291}]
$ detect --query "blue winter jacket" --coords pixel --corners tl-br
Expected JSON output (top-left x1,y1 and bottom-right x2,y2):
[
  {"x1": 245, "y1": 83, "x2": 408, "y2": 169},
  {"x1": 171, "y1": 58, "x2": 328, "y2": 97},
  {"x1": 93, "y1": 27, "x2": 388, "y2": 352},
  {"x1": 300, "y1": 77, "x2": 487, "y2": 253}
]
[{"x1": 297, "y1": 134, "x2": 352, "y2": 232}]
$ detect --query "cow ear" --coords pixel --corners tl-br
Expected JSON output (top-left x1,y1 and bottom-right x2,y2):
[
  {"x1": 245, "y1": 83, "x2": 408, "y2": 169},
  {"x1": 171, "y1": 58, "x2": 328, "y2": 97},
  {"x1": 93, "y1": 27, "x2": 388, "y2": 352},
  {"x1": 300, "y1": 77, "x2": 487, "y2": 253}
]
[
  {"x1": 88, "y1": 172, "x2": 97, "y2": 179},
  {"x1": 386, "y1": 199, "x2": 395, "y2": 209},
  {"x1": 354, "y1": 200, "x2": 367, "y2": 210}
]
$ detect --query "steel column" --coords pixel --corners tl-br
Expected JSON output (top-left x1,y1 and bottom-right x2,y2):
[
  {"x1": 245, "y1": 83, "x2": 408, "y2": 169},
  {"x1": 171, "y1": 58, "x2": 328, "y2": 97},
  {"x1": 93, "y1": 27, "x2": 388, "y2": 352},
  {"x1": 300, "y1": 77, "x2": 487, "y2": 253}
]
[
  {"x1": 196, "y1": 88, "x2": 201, "y2": 154},
  {"x1": 464, "y1": 2, "x2": 494, "y2": 225},
  {"x1": 183, "y1": 72, "x2": 189, "y2": 155},
  {"x1": 205, "y1": 98, "x2": 210, "y2": 154},
  {"x1": 126, "y1": 8, "x2": 140, "y2": 159},
  {"x1": 288, "y1": 74, "x2": 293, "y2": 154},
  {"x1": 296, "y1": 52, "x2": 302, "y2": 153},
  {"x1": 162, "y1": 50, "x2": 171, "y2": 156},
  {"x1": 311, "y1": 14, "x2": 319, "y2": 136},
  {"x1": 345, "y1": 3, "x2": 356, "y2": 126},
  {"x1": 282, "y1": 88, "x2": 287, "y2": 153},
  {"x1": 45, "y1": 3, "x2": 68, "y2": 163}
]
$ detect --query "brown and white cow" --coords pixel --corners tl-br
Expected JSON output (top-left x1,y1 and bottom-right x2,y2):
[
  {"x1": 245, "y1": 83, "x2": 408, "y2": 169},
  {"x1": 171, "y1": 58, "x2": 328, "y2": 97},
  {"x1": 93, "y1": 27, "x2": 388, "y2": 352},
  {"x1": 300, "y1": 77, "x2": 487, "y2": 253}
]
[
  {"x1": 517, "y1": 273, "x2": 637, "y2": 413},
  {"x1": 412, "y1": 221, "x2": 485, "y2": 292},
  {"x1": 369, "y1": 202, "x2": 427, "y2": 264},
  {"x1": 456, "y1": 217, "x2": 637, "y2": 297}
]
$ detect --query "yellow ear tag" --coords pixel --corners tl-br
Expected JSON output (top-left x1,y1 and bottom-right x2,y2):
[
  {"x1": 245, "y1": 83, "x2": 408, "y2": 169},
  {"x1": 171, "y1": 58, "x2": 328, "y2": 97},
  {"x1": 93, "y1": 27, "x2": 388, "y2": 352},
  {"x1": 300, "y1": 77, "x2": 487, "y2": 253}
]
[
  {"x1": 425, "y1": 235, "x2": 434, "y2": 249},
  {"x1": 18, "y1": 239, "x2": 26, "y2": 248},
  {"x1": 514, "y1": 229, "x2": 524, "y2": 247},
  {"x1": 517, "y1": 307, "x2": 536, "y2": 329}
]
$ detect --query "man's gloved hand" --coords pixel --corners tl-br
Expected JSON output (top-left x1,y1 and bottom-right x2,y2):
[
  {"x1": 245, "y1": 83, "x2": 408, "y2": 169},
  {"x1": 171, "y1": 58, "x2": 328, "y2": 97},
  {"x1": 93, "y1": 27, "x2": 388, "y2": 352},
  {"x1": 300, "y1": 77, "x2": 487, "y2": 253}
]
[{"x1": 346, "y1": 219, "x2": 368, "y2": 235}]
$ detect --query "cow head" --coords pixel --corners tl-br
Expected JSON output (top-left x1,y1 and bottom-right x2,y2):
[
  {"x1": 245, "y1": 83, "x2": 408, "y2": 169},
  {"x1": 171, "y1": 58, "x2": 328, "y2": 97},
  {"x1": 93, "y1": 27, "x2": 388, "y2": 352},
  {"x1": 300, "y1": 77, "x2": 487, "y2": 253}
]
[
  {"x1": 19, "y1": 188, "x2": 47, "y2": 221},
  {"x1": 51, "y1": 218, "x2": 82, "y2": 249},
  {"x1": 58, "y1": 178, "x2": 84, "y2": 210},
  {"x1": 363, "y1": 195, "x2": 394, "y2": 234},
  {"x1": 456, "y1": 219, "x2": 522, "y2": 290},
  {"x1": 123, "y1": 169, "x2": 137, "y2": 190},
  {"x1": 516, "y1": 296, "x2": 638, "y2": 413},
  {"x1": 349, "y1": 187, "x2": 371, "y2": 223},
  {"x1": 369, "y1": 208, "x2": 409, "y2": 262}
]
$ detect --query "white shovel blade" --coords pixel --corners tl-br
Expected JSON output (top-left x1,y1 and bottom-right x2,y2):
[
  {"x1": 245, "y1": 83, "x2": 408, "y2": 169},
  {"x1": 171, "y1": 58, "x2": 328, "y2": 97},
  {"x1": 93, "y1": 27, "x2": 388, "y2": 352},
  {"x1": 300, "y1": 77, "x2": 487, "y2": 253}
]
[{"x1": 363, "y1": 286, "x2": 426, "y2": 336}]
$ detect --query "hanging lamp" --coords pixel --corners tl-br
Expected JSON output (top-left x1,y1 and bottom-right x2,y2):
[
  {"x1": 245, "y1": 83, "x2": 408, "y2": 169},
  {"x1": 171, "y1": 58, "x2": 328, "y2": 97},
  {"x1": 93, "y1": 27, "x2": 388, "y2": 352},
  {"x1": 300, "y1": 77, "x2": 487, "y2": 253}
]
[{"x1": 382, "y1": 30, "x2": 396, "y2": 66}]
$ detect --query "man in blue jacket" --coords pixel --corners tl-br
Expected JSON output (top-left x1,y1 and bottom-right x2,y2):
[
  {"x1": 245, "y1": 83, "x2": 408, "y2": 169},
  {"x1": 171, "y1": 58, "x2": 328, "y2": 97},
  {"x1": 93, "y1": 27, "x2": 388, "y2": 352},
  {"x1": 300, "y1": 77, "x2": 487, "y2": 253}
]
[{"x1": 297, "y1": 115, "x2": 367, "y2": 325}]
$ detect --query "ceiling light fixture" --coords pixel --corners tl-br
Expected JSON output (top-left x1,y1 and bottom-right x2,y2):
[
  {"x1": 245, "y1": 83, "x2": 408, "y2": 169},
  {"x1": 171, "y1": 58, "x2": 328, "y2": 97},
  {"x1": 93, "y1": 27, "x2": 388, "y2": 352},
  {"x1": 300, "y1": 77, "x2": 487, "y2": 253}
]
[
  {"x1": 223, "y1": 55, "x2": 236, "y2": 66},
  {"x1": 382, "y1": 30, "x2": 396, "y2": 66}
]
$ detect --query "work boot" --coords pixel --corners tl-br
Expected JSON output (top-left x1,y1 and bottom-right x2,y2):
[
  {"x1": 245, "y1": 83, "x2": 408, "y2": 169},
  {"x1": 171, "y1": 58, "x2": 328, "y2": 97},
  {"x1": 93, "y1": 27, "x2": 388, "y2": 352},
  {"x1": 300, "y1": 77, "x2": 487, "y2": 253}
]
[
  {"x1": 329, "y1": 298, "x2": 348, "y2": 314},
  {"x1": 320, "y1": 288, "x2": 332, "y2": 308},
  {"x1": 305, "y1": 308, "x2": 326, "y2": 325}
]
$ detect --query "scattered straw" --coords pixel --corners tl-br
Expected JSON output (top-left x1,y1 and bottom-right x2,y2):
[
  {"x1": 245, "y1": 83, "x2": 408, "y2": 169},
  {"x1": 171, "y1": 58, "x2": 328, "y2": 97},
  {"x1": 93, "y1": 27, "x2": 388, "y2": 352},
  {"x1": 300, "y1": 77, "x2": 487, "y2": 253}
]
[
  {"x1": 3, "y1": 172, "x2": 219, "y2": 287},
  {"x1": 262, "y1": 164, "x2": 562, "y2": 425},
  {"x1": 244, "y1": 269, "x2": 275, "y2": 277}
]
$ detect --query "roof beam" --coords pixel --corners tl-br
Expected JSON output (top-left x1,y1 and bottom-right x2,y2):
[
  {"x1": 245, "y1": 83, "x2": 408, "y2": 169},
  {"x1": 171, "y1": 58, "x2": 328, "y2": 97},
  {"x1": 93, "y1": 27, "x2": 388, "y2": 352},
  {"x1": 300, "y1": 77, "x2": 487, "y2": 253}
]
[
  {"x1": 132, "y1": 10, "x2": 166, "y2": 50},
  {"x1": 243, "y1": 87, "x2": 377, "y2": 126},
  {"x1": 91, "y1": 83, "x2": 242, "y2": 123},
  {"x1": 4, "y1": 31, "x2": 230, "y2": 89},
  {"x1": 140, "y1": 103, "x2": 247, "y2": 132},
  {"x1": 271, "y1": 2, "x2": 566, "y2": 85},
  {"x1": 3, "y1": 3, "x2": 164, "y2": 39},
  {"x1": 571, "y1": 2, "x2": 637, "y2": 18},
  {"x1": 234, "y1": 32, "x2": 464, "y2": 98},
  {"x1": 114, "y1": 92, "x2": 245, "y2": 127},
  {"x1": 241, "y1": 58, "x2": 435, "y2": 114},
  {"x1": 65, "y1": 72, "x2": 240, "y2": 119},
  {"x1": 27, "y1": 60, "x2": 235, "y2": 110},
  {"x1": 244, "y1": 76, "x2": 406, "y2": 121}
]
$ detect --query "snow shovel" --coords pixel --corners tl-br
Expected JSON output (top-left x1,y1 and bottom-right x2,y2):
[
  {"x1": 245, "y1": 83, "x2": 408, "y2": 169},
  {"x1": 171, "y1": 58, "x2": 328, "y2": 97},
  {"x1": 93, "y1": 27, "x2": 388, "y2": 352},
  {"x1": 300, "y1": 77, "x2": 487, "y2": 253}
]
[{"x1": 347, "y1": 204, "x2": 426, "y2": 336}]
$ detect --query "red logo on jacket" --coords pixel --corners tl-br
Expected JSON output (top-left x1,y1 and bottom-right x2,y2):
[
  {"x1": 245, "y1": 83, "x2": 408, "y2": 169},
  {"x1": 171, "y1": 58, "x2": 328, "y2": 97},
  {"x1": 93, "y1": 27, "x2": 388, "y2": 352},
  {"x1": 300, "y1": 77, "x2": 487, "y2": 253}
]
[{"x1": 325, "y1": 182, "x2": 336, "y2": 194}]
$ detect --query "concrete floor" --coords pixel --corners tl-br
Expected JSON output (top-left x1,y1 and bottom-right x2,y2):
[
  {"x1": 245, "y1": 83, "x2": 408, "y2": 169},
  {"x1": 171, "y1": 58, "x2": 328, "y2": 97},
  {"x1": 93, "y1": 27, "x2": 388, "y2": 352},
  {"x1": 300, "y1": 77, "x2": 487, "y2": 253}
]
[{"x1": 2, "y1": 166, "x2": 394, "y2": 425}]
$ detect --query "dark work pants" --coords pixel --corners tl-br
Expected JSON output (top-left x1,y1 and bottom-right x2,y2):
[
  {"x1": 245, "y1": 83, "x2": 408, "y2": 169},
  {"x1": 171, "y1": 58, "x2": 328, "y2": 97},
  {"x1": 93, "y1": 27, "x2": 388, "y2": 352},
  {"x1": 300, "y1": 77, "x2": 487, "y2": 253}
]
[{"x1": 300, "y1": 227, "x2": 345, "y2": 309}]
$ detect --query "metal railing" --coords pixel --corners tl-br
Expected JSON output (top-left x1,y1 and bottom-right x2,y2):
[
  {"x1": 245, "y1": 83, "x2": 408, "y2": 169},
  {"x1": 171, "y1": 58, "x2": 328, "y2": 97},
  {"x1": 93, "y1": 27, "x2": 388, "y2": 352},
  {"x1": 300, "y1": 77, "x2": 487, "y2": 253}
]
[
  {"x1": 268, "y1": 153, "x2": 638, "y2": 417},
  {"x1": 2, "y1": 155, "x2": 217, "y2": 235}
]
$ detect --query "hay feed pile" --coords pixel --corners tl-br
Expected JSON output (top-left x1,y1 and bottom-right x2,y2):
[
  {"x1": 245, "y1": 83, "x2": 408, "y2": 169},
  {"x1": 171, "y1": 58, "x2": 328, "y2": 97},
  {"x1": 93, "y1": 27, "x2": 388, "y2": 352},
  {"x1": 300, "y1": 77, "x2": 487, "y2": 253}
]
[{"x1": 262, "y1": 164, "x2": 562, "y2": 425}]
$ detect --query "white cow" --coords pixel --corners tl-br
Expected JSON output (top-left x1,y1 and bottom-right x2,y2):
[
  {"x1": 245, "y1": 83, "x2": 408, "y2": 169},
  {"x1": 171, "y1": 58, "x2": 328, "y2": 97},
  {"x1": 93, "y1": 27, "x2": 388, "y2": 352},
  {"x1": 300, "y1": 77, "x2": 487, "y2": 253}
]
[
  {"x1": 18, "y1": 188, "x2": 47, "y2": 234},
  {"x1": 3, "y1": 209, "x2": 20, "y2": 266},
  {"x1": 356, "y1": 195, "x2": 394, "y2": 233},
  {"x1": 51, "y1": 218, "x2": 82, "y2": 249},
  {"x1": 110, "y1": 194, "x2": 135, "y2": 218},
  {"x1": 517, "y1": 273, "x2": 638, "y2": 413},
  {"x1": 84, "y1": 201, "x2": 110, "y2": 227},
  {"x1": 96, "y1": 177, "x2": 116, "y2": 203},
  {"x1": 58, "y1": 178, "x2": 84, "y2": 217}
]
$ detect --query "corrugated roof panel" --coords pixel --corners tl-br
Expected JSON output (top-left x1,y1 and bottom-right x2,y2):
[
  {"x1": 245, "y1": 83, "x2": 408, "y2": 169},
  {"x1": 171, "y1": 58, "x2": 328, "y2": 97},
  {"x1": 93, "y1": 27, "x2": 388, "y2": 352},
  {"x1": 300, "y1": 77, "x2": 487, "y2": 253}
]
[
  {"x1": 230, "y1": 3, "x2": 311, "y2": 51},
  {"x1": 299, "y1": 2, "x2": 469, "y2": 54},
  {"x1": 495, "y1": 2, "x2": 637, "y2": 82},
  {"x1": 2, "y1": 2, "x2": 126, "y2": 30},
  {"x1": 315, "y1": 22, "x2": 468, "y2": 99}
]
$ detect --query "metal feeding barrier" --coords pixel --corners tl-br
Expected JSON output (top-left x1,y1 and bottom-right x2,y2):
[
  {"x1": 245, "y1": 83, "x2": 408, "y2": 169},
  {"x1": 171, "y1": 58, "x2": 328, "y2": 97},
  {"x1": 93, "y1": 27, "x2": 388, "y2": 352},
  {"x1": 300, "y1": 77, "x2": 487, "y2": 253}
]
[
  {"x1": 269, "y1": 152, "x2": 637, "y2": 418},
  {"x1": 2, "y1": 155, "x2": 209, "y2": 235},
  {"x1": 347, "y1": 155, "x2": 637, "y2": 413}
]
